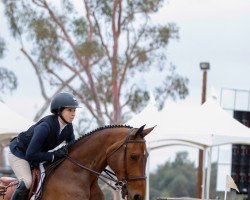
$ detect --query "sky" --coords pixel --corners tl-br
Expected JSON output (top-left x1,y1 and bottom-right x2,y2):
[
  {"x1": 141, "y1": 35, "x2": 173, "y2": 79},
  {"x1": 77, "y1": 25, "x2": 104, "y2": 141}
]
[{"x1": 1, "y1": 0, "x2": 250, "y2": 173}]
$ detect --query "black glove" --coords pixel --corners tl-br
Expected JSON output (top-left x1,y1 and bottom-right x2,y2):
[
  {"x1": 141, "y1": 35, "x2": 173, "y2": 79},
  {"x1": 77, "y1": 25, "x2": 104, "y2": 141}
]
[{"x1": 53, "y1": 146, "x2": 68, "y2": 160}]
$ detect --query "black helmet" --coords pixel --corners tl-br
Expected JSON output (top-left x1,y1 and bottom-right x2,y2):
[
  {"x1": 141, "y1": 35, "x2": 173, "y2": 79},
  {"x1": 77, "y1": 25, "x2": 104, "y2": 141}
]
[{"x1": 50, "y1": 92, "x2": 80, "y2": 114}]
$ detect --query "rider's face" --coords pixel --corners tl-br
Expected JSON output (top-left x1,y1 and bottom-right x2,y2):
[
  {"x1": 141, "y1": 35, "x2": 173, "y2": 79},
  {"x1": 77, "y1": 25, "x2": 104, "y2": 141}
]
[{"x1": 61, "y1": 108, "x2": 76, "y2": 123}]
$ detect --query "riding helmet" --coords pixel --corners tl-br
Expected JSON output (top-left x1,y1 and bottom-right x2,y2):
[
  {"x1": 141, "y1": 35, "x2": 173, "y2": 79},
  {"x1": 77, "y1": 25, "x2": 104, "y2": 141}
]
[{"x1": 50, "y1": 92, "x2": 80, "y2": 114}]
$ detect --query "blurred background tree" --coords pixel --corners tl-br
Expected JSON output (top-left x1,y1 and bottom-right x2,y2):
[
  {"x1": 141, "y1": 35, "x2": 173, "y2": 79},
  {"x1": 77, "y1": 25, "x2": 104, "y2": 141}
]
[
  {"x1": 149, "y1": 151, "x2": 217, "y2": 199},
  {"x1": 1, "y1": 0, "x2": 189, "y2": 129},
  {"x1": 0, "y1": 36, "x2": 17, "y2": 100}
]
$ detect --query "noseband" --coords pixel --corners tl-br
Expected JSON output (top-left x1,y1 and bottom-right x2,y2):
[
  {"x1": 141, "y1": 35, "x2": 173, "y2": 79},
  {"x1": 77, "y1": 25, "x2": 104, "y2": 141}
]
[{"x1": 65, "y1": 128, "x2": 147, "y2": 194}]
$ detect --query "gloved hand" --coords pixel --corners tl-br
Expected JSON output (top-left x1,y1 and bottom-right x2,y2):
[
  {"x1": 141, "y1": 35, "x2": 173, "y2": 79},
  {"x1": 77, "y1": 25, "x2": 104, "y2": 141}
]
[{"x1": 53, "y1": 146, "x2": 68, "y2": 160}]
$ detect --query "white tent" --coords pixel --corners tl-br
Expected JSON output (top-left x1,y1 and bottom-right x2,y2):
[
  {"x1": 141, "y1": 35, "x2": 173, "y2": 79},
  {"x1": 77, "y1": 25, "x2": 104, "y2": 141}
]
[
  {"x1": 0, "y1": 102, "x2": 34, "y2": 141},
  {"x1": 0, "y1": 102, "x2": 34, "y2": 169},
  {"x1": 126, "y1": 97, "x2": 250, "y2": 200},
  {"x1": 128, "y1": 98, "x2": 250, "y2": 147}
]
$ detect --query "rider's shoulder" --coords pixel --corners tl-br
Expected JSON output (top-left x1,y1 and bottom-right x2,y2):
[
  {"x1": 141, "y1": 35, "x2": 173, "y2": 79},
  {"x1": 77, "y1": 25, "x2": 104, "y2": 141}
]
[{"x1": 34, "y1": 115, "x2": 58, "y2": 130}]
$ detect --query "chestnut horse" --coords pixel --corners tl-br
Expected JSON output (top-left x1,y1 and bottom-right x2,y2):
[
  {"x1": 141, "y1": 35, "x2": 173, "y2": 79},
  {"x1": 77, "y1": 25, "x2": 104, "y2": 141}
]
[{"x1": 0, "y1": 125, "x2": 154, "y2": 200}]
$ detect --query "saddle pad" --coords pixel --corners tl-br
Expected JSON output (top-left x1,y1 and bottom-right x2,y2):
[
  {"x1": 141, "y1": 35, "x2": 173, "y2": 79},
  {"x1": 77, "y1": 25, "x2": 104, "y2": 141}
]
[{"x1": 30, "y1": 163, "x2": 45, "y2": 200}]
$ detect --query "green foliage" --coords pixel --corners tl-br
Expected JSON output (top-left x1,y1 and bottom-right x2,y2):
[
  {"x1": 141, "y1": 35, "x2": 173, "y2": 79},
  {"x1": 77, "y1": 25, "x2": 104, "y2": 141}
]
[
  {"x1": 76, "y1": 40, "x2": 104, "y2": 58},
  {"x1": 72, "y1": 17, "x2": 88, "y2": 40},
  {"x1": 3, "y1": 1, "x2": 21, "y2": 38},
  {"x1": 149, "y1": 151, "x2": 218, "y2": 200},
  {"x1": 209, "y1": 162, "x2": 218, "y2": 199},
  {"x1": 155, "y1": 65, "x2": 189, "y2": 110},
  {"x1": 129, "y1": 89, "x2": 150, "y2": 112},
  {"x1": 94, "y1": 0, "x2": 113, "y2": 18},
  {"x1": 0, "y1": 67, "x2": 17, "y2": 95},
  {"x1": 0, "y1": 36, "x2": 17, "y2": 99},
  {"x1": 61, "y1": 0, "x2": 74, "y2": 13},
  {"x1": 149, "y1": 152, "x2": 197, "y2": 199},
  {"x1": 127, "y1": 0, "x2": 165, "y2": 14},
  {"x1": 0, "y1": 37, "x2": 5, "y2": 58},
  {"x1": 30, "y1": 18, "x2": 58, "y2": 44}
]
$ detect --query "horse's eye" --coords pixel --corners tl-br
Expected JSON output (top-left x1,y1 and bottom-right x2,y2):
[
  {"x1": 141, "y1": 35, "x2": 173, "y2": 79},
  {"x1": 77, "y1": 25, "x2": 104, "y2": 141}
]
[{"x1": 130, "y1": 154, "x2": 138, "y2": 161}]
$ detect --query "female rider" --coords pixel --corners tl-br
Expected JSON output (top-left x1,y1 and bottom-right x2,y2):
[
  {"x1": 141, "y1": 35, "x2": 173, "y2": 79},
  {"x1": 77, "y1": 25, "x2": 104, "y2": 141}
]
[{"x1": 7, "y1": 92, "x2": 80, "y2": 200}]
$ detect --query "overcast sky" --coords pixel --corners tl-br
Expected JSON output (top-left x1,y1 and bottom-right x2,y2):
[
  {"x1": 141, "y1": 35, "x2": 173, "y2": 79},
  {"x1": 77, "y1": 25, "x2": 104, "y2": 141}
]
[{"x1": 1, "y1": 0, "x2": 250, "y2": 171}]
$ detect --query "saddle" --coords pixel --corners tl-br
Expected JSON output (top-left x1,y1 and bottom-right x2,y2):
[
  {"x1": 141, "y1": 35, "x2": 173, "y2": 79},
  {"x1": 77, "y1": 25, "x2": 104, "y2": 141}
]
[
  {"x1": 0, "y1": 158, "x2": 65, "y2": 200},
  {"x1": 0, "y1": 168, "x2": 41, "y2": 200}
]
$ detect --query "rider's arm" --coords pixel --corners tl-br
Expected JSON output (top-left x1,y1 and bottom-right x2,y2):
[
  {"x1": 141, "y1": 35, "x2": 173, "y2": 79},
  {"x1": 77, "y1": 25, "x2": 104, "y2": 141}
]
[{"x1": 25, "y1": 122, "x2": 54, "y2": 162}]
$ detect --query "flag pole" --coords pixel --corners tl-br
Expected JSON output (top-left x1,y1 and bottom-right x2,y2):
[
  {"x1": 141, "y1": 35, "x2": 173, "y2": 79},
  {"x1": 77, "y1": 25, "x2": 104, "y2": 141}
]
[
  {"x1": 224, "y1": 187, "x2": 228, "y2": 200},
  {"x1": 224, "y1": 175, "x2": 228, "y2": 200}
]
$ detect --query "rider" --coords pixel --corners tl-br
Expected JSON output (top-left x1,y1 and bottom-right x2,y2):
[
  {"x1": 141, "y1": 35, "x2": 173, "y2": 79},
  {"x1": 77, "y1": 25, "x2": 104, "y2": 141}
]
[{"x1": 7, "y1": 92, "x2": 80, "y2": 200}]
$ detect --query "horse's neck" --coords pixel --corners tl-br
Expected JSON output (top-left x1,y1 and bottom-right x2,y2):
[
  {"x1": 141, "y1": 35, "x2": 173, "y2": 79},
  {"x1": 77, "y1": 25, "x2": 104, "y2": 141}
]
[{"x1": 70, "y1": 129, "x2": 126, "y2": 172}]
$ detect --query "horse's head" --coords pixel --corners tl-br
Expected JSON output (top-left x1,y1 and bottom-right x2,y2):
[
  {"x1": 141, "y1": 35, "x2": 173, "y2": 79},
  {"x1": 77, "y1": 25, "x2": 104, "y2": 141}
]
[{"x1": 106, "y1": 125, "x2": 155, "y2": 200}]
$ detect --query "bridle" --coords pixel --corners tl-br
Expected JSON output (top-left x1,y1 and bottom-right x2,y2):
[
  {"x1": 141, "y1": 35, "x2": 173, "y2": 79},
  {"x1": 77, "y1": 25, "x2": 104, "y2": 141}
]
[
  {"x1": 65, "y1": 128, "x2": 147, "y2": 195},
  {"x1": 106, "y1": 128, "x2": 147, "y2": 181}
]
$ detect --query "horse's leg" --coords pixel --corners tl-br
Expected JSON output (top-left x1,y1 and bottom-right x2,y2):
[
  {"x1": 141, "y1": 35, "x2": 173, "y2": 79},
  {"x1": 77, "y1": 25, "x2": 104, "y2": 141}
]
[{"x1": 89, "y1": 181, "x2": 104, "y2": 200}]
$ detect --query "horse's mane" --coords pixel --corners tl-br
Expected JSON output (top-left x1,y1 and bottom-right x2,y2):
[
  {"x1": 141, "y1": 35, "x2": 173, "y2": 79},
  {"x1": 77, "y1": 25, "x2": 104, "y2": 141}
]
[{"x1": 67, "y1": 124, "x2": 133, "y2": 148}]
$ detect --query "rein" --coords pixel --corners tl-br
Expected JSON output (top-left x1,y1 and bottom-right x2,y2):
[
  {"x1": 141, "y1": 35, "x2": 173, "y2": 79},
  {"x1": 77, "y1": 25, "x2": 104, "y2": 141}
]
[
  {"x1": 65, "y1": 155, "x2": 124, "y2": 190},
  {"x1": 65, "y1": 128, "x2": 147, "y2": 192}
]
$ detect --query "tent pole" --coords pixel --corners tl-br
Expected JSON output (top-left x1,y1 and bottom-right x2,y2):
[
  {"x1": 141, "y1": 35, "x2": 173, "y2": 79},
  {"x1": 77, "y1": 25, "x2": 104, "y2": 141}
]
[
  {"x1": 206, "y1": 147, "x2": 212, "y2": 199},
  {"x1": 202, "y1": 147, "x2": 207, "y2": 200},
  {"x1": 146, "y1": 147, "x2": 151, "y2": 200}
]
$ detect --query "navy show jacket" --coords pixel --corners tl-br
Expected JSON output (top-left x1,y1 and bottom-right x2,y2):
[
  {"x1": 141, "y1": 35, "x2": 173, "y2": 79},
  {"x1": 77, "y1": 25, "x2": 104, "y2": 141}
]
[{"x1": 9, "y1": 114, "x2": 75, "y2": 165}]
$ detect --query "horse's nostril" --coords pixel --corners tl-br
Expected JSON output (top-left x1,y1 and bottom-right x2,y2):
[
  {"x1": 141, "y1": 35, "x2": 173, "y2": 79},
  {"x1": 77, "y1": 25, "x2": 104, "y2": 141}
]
[{"x1": 133, "y1": 194, "x2": 142, "y2": 200}]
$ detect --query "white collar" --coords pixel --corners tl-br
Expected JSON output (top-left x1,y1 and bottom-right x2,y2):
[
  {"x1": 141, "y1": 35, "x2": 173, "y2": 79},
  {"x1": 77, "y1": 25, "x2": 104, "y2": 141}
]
[{"x1": 58, "y1": 117, "x2": 67, "y2": 133}]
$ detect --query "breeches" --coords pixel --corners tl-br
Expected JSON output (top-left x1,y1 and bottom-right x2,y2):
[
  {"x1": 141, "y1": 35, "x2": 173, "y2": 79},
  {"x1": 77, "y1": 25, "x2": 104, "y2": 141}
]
[{"x1": 7, "y1": 147, "x2": 32, "y2": 188}]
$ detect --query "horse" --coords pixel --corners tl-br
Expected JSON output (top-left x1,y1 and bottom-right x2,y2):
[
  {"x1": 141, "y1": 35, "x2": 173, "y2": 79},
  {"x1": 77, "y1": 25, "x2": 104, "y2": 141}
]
[{"x1": 0, "y1": 124, "x2": 154, "y2": 200}]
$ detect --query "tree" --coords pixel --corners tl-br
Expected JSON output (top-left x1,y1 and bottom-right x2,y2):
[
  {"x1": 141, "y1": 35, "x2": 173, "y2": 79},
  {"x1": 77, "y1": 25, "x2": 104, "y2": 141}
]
[
  {"x1": 209, "y1": 162, "x2": 217, "y2": 199},
  {"x1": 0, "y1": 36, "x2": 17, "y2": 100},
  {"x1": 150, "y1": 151, "x2": 197, "y2": 199},
  {"x1": 2, "y1": 0, "x2": 189, "y2": 126},
  {"x1": 149, "y1": 151, "x2": 218, "y2": 200}
]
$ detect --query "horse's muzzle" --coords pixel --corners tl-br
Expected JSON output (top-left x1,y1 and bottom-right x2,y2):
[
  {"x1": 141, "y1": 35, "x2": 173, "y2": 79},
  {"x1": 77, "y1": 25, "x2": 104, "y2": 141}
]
[{"x1": 133, "y1": 194, "x2": 143, "y2": 200}]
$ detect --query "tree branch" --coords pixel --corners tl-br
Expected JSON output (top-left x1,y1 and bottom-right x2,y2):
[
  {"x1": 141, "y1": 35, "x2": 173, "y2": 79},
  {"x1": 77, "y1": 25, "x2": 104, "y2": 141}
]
[
  {"x1": 20, "y1": 48, "x2": 49, "y2": 101},
  {"x1": 93, "y1": 13, "x2": 112, "y2": 64},
  {"x1": 51, "y1": 54, "x2": 92, "y2": 93},
  {"x1": 117, "y1": 0, "x2": 122, "y2": 36},
  {"x1": 43, "y1": 0, "x2": 87, "y2": 70},
  {"x1": 82, "y1": 0, "x2": 104, "y2": 125},
  {"x1": 43, "y1": 0, "x2": 104, "y2": 125},
  {"x1": 118, "y1": 21, "x2": 148, "y2": 92},
  {"x1": 45, "y1": 66, "x2": 102, "y2": 125},
  {"x1": 32, "y1": 0, "x2": 46, "y2": 8}
]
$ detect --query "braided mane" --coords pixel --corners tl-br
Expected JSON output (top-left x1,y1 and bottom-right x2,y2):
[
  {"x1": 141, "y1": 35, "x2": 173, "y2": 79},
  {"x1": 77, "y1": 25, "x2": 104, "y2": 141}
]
[{"x1": 67, "y1": 124, "x2": 133, "y2": 147}]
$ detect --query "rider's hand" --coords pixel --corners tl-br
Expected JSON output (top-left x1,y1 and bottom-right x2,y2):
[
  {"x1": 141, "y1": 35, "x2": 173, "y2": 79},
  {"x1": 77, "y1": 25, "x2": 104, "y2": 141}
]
[{"x1": 53, "y1": 147, "x2": 68, "y2": 161}]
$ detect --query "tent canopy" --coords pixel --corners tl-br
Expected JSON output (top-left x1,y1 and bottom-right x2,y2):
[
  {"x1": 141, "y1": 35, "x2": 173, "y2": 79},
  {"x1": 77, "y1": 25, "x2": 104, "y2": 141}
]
[
  {"x1": 127, "y1": 98, "x2": 250, "y2": 148},
  {"x1": 0, "y1": 102, "x2": 34, "y2": 140}
]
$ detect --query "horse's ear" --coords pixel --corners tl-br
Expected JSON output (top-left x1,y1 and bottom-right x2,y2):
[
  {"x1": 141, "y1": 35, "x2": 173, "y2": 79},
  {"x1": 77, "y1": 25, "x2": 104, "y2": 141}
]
[
  {"x1": 141, "y1": 126, "x2": 156, "y2": 138},
  {"x1": 134, "y1": 124, "x2": 146, "y2": 138}
]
